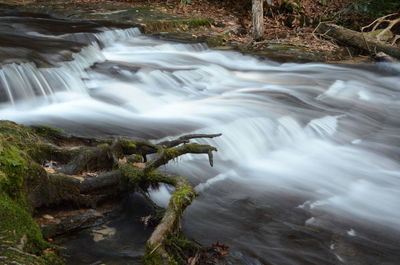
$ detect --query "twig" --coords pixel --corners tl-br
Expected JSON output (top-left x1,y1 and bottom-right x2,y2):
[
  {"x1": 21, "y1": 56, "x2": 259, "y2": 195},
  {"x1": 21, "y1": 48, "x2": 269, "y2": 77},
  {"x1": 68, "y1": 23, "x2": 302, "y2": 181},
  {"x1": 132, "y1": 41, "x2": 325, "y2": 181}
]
[
  {"x1": 157, "y1": 133, "x2": 222, "y2": 148},
  {"x1": 361, "y1": 13, "x2": 398, "y2": 32}
]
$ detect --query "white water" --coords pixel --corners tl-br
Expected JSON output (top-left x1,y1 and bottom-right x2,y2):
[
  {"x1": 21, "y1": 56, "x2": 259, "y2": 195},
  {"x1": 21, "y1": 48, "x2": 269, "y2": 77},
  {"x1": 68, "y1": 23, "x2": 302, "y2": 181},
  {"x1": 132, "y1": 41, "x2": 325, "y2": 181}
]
[
  {"x1": 1, "y1": 27, "x2": 400, "y2": 264},
  {"x1": 0, "y1": 28, "x2": 141, "y2": 105}
]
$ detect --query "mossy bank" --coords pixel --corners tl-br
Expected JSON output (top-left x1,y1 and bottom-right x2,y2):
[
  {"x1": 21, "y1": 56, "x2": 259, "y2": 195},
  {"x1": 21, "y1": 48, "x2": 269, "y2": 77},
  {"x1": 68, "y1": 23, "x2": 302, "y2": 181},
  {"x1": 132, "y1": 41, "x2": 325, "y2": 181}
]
[{"x1": 0, "y1": 121, "x2": 64, "y2": 265}]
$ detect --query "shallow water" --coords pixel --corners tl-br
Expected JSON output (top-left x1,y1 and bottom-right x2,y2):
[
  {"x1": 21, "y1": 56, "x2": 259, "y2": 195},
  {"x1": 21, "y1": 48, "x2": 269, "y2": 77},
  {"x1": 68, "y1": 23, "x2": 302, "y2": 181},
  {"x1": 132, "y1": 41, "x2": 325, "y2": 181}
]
[
  {"x1": 1, "y1": 15, "x2": 400, "y2": 265},
  {"x1": 59, "y1": 194, "x2": 153, "y2": 265}
]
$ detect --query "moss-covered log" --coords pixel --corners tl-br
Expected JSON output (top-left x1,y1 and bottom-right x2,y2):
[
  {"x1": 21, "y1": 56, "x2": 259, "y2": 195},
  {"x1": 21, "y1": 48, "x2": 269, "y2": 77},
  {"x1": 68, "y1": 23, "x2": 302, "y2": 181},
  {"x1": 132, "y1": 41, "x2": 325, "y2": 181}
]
[{"x1": 0, "y1": 120, "x2": 221, "y2": 265}]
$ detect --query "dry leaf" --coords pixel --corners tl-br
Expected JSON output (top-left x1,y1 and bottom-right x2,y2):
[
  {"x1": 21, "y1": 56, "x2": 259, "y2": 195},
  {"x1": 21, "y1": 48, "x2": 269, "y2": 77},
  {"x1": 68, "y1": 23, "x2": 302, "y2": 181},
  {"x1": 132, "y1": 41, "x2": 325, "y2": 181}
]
[
  {"x1": 133, "y1": 162, "x2": 146, "y2": 168},
  {"x1": 212, "y1": 242, "x2": 230, "y2": 256}
]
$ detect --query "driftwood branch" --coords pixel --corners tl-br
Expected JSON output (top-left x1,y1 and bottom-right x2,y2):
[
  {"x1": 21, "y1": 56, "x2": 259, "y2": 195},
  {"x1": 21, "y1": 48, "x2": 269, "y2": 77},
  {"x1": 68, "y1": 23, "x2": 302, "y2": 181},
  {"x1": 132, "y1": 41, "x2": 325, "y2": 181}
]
[
  {"x1": 146, "y1": 143, "x2": 218, "y2": 169},
  {"x1": 157, "y1": 133, "x2": 222, "y2": 148}
]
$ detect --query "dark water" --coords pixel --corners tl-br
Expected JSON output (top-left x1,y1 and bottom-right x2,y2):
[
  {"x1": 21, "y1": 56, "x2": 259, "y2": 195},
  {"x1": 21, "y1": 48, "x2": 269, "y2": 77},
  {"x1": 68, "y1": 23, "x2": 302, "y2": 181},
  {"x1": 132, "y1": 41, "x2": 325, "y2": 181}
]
[
  {"x1": 1, "y1": 14, "x2": 400, "y2": 265},
  {"x1": 59, "y1": 194, "x2": 152, "y2": 265}
]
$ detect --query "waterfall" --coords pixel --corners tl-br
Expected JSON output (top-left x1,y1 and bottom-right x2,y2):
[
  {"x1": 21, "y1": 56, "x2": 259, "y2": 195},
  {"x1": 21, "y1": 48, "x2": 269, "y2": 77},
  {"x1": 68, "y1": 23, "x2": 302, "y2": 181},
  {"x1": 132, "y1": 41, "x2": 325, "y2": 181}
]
[
  {"x1": 61, "y1": 27, "x2": 141, "y2": 47},
  {"x1": 0, "y1": 27, "x2": 141, "y2": 105}
]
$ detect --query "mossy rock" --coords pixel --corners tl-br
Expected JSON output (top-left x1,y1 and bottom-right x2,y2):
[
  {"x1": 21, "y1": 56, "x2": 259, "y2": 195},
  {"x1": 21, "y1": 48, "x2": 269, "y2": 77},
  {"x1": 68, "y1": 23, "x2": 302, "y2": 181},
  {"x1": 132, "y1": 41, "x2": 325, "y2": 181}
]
[{"x1": 0, "y1": 121, "x2": 64, "y2": 265}]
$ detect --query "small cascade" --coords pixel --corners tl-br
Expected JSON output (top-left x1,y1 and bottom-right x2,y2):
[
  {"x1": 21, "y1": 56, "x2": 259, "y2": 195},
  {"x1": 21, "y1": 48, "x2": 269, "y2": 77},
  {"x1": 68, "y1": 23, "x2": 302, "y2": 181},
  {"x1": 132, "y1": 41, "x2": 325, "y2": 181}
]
[
  {"x1": 0, "y1": 48, "x2": 100, "y2": 105},
  {"x1": 60, "y1": 45, "x2": 105, "y2": 74},
  {"x1": 62, "y1": 27, "x2": 141, "y2": 47},
  {"x1": 0, "y1": 27, "x2": 141, "y2": 106},
  {"x1": 93, "y1": 27, "x2": 141, "y2": 46},
  {"x1": 0, "y1": 62, "x2": 55, "y2": 104}
]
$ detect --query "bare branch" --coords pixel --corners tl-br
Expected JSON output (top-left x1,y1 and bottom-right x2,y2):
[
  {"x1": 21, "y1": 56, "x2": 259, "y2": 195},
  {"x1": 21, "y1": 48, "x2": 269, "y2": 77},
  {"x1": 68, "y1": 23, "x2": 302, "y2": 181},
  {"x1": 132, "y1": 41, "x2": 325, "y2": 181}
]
[
  {"x1": 157, "y1": 133, "x2": 222, "y2": 148},
  {"x1": 146, "y1": 143, "x2": 218, "y2": 169},
  {"x1": 361, "y1": 13, "x2": 398, "y2": 32}
]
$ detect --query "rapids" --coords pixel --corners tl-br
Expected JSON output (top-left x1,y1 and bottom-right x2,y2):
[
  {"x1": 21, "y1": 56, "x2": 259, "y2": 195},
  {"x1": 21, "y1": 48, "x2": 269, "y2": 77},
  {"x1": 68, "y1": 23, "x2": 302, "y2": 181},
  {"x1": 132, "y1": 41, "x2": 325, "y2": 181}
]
[{"x1": 1, "y1": 15, "x2": 400, "y2": 265}]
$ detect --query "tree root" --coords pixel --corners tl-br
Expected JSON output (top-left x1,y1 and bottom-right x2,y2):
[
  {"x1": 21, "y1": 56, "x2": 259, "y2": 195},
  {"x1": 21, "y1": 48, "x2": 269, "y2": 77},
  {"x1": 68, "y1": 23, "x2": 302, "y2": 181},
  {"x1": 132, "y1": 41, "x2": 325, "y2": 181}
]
[
  {"x1": 0, "y1": 122, "x2": 222, "y2": 265},
  {"x1": 144, "y1": 176, "x2": 198, "y2": 265}
]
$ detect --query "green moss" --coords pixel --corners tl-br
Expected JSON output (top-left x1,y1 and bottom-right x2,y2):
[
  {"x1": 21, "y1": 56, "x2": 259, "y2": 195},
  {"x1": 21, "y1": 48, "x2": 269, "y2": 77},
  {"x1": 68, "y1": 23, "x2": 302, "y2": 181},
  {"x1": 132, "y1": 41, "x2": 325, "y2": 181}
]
[
  {"x1": 0, "y1": 192, "x2": 48, "y2": 254},
  {"x1": 167, "y1": 256, "x2": 179, "y2": 265},
  {"x1": 0, "y1": 121, "x2": 64, "y2": 264},
  {"x1": 184, "y1": 143, "x2": 215, "y2": 153},
  {"x1": 143, "y1": 242, "x2": 164, "y2": 265},
  {"x1": 30, "y1": 173, "x2": 80, "y2": 208},
  {"x1": 120, "y1": 164, "x2": 174, "y2": 190},
  {"x1": 0, "y1": 121, "x2": 30, "y2": 136},
  {"x1": 0, "y1": 246, "x2": 63, "y2": 265},
  {"x1": 163, "y1": 233, "x2": 202, "y2": 265},
  {"x1": 144, "y1": 236, "x2": 197, "y2": 265},
  {"x1": 186, "y1": 18, "x2": 213, "y2": 28},
  {"x1": 127, "y1": 154, "x2": 143, "y2": 163},
  {"x1": 119, "y1": 138, "x2": 137, "y2": 150},
  {"x1": 42, "y1": 252, "x2": 65, "y2": 265},
  {"x1": 170, "y1": 182, "x2": 197, "y2": 214},
  {"x1": 206, "y1": 35, "x2": 226, "y2": 47},
  {"x1": 0, "y1": 121, "x2": 57, "y2": 165},
  {"x1": 0, "y1": 140, "x2": 27, "y2": 198},
  {"x1": 164, "y1": 148, "x2": 180, "y2": 160},
  {"x1": 119, "y1": 163, "x2": 143, "y2": 184},
  {"x1": 32, "y1": 142, "x2": 75, "y2": 165},
  {"x1": 32, "y1": 125, "x2": 64, "y2": 137}
]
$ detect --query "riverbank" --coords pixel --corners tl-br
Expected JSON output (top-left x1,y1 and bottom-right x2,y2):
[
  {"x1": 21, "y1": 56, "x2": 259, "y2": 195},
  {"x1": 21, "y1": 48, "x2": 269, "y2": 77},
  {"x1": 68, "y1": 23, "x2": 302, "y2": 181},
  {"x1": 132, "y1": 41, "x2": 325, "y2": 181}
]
[{"x1": 0, "y1": 0, "x2": 373, "y2": 63}]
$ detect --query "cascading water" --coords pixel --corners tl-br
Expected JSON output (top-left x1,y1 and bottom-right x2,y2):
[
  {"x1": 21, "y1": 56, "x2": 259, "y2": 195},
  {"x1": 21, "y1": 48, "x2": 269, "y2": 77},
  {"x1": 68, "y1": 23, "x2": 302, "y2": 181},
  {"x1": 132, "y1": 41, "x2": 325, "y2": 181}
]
[
  {"x1": 1, "y1": 15, "x2": 400, "y2": 265},
  {"x1": 0, "y1": 26, "x2": 141, "y2": 105}
]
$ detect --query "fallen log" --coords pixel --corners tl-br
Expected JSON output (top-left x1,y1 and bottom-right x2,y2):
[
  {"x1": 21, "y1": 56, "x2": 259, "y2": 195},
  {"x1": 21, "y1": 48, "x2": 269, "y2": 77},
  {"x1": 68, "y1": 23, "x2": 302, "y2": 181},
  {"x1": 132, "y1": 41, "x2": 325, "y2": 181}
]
[{"x1": 316, "y1": 23, "x2": 400, "y2": 59}]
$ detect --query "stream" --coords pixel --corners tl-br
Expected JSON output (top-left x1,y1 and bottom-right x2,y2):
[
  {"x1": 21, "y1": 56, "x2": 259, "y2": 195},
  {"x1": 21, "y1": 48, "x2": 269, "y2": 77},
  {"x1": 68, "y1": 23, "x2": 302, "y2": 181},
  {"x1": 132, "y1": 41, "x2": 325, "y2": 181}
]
[{"x1": 1, "y1": 14, "x2": 400, "y2": 265}]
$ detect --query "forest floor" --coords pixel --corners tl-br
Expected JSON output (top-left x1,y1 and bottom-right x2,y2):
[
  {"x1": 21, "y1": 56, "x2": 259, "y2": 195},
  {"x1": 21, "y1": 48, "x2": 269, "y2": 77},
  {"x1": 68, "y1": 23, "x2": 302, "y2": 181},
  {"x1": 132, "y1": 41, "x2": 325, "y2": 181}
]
[{"x1": 1, "y1": 0, "x2": 387, "y2": 62}]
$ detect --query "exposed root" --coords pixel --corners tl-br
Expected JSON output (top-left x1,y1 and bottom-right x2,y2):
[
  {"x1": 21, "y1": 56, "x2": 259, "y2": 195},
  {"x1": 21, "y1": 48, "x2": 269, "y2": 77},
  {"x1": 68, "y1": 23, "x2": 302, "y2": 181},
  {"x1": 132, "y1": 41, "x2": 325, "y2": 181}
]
[
  {"x1": 144, "y1": 176, "x2": 197, "y2": 265},
  {"x1": 0, "y1": 121, "x2": 222, "y2": 264}
]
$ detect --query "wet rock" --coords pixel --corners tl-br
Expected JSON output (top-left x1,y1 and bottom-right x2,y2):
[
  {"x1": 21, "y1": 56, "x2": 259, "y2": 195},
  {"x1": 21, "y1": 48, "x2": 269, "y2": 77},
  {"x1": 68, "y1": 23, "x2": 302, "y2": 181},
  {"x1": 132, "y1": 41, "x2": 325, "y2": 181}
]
[
  {"x1": 91, "y1": 225, "x2": 116, "y2": 242},
  {"x1": 40, "y1": 209, "x2": 109, "y2": 238},
  {"x1": 374, "y1": 51, "x2": 398, "y2": 62}
]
